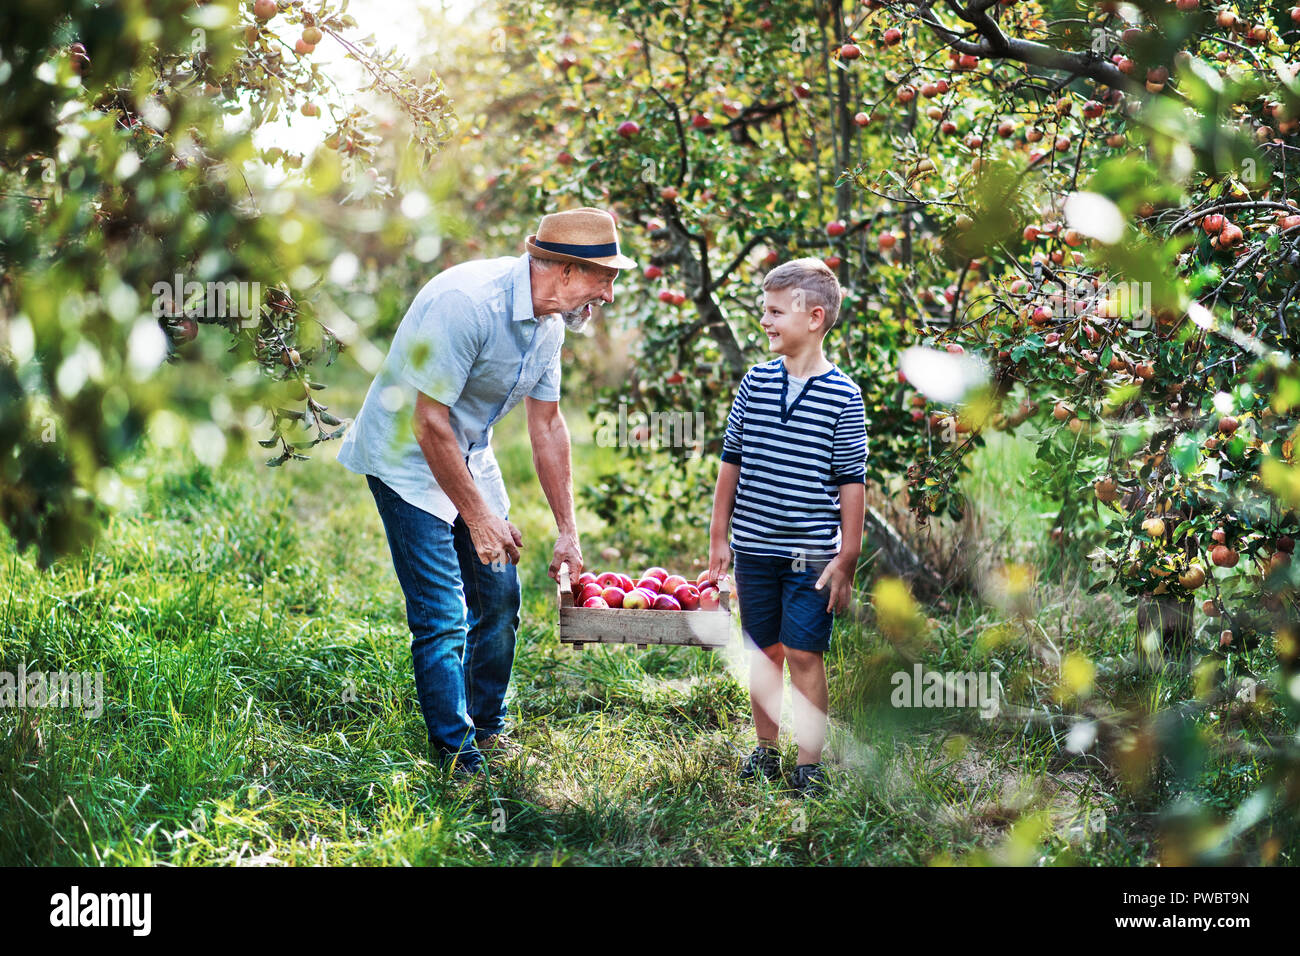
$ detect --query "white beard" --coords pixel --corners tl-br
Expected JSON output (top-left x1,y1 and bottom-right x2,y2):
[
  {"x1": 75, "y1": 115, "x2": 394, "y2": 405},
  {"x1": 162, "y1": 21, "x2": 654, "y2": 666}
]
[{"x1": 560, "y1": 302, "x2": 595, "y2": 332}]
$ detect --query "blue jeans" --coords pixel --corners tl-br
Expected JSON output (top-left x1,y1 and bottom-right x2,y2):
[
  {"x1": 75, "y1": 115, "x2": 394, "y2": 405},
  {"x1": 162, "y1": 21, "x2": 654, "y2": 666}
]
[
  {"x1": 732, "y1": 550, "x2": 835, "y2": 653},
  {"x1": 366, "y1": 475, "x2": 520, "y2": 770}
]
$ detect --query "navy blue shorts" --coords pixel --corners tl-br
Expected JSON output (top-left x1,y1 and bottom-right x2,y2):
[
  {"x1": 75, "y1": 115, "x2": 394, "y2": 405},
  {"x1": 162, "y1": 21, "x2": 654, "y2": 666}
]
[{"x1": 732, "y1": 550, "x2": 835, "y2": 653}]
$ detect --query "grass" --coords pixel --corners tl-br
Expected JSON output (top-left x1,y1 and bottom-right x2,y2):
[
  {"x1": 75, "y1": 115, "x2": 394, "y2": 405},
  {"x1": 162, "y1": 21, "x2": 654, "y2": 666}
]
[{"x1": 1, "y1": 384, "x2": 1295, "y2": 865}]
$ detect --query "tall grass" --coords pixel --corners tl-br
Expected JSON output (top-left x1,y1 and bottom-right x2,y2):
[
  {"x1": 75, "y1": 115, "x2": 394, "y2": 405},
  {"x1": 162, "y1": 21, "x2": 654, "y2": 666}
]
[{"x1": 0, "y1": 392, "x2": 1293, "y2": 865}]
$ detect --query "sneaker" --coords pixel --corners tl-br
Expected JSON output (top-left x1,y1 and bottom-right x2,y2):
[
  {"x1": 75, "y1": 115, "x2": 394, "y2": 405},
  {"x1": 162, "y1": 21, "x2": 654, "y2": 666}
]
[
  {"x1": 789, "y1": 762, "x2": 827, "y2": 799},
  {"x1": 739, "y1": 745, "x2": 782, "y2": 782}
]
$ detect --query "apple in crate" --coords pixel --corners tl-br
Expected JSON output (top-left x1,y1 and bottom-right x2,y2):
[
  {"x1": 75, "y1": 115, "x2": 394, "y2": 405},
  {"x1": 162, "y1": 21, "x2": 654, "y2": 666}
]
[
  {"x1": 674, "y1": 584, "x2": 700, "y2": 611},
  {"x1": 699, "y1": 587, "x2": 721, "y2": 611},
  {"x1": 653, "y1": 594, "x2": 682, "y2": 611},
  {"x1": 579, "y1": 572, "x2": 598, "y2": 587},
  {"x1": 601, "y1": 586, "x2": 626, "y2": 608},
  {"x1": 623, "y1": 589, "x2": 651, "y2": 610},
  {"x1": 660, "y1": 575, "x2": 688, "y2": 593},
  {"x1": 635, "y1": 576, "x2": 662, "y2": 594},
  {"x1": 596, "y1": 572, "x2": 622, "y2": 589},
  {"x1": 583, "y1": 596, "x2": 609, "y2": 609},
  {"x1": 616, "y1": 573, "x2": 636, "y2": 593},
  {"x1": 643, "y1": 567, "x2": 669, "y2": 583},
  {"x1": 695, "y1": 570, "x2": 714, "y2": 588},
  {"x1": 578, "y1": 582, "x2": 604, "y2": 604}
]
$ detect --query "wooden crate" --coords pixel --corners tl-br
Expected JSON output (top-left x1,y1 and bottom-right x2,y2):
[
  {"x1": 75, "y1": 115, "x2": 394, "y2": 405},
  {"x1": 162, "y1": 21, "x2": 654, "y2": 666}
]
[{"x1": 556, "y1": 562, "x2": 732, "y2": 650}]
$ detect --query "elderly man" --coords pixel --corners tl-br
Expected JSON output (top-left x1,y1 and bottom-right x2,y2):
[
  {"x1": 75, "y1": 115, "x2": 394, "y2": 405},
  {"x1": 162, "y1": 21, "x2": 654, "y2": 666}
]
[{"x1": 337, "y1": 207, "x2": 635, "y2": 774}]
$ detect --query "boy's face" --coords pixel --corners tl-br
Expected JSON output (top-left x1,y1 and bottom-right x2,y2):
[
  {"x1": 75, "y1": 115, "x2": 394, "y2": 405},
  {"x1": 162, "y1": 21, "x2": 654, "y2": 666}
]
[{"x1": 760, "y1": 287, "x2": 824, "y2": 354}]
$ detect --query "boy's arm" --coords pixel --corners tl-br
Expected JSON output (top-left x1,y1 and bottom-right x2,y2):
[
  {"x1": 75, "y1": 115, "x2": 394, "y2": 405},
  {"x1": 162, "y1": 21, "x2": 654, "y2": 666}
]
[
  {"x1": 709, "y1": 370, "x2": 750, "y2": 585},
  {"x1": 708, "y1": 462, "x2": 740, "y2": 585},
  {"x1": 816, "y1": 387, "x2": 868, "y2": 612}
]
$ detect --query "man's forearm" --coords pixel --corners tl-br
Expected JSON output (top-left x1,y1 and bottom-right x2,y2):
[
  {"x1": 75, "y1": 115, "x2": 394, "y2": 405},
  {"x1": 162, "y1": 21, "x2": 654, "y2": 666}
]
[
  {"x1": 416, "y1": 420, "x2": 493, "y2": 523},
  {"x1": 531, "y1": 413, "x2": 578, "y2": 537}
]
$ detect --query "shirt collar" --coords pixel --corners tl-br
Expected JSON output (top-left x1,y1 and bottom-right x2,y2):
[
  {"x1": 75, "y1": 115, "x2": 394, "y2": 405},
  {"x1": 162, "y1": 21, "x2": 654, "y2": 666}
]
[{"x1": 512, "y1": 253, "x2": 544, "y2": 323}]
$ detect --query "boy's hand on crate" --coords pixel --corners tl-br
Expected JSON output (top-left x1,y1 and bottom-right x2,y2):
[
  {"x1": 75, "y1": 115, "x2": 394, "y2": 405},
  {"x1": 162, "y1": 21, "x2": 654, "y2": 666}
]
[
  {"x1": 814, "y1": 555, "x2": 856, "y2": 614},
  {"x1": 549, "y1": 532, "x2": 583, "y2": 588},
  {"x1": 707, "y1": 537, "x2": 731, "y2": 587}
]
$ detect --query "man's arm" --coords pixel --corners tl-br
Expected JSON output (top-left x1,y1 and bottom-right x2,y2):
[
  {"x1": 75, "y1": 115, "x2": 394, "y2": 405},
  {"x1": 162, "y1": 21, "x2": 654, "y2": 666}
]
[
  {"x1": 524, "y1": 396, "x2": 582, "y2": 587},
  {"x1": 708, "y1": 462, "x2": 740, "y2": 585},
  {"x1": 413, "y1": 390, "x2": 522, "y2": 565}
]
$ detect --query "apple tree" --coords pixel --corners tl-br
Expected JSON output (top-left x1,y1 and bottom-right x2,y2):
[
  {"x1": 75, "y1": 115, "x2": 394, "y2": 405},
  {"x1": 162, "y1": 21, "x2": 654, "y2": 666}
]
[{"x1": 0, "y1": 0, "x2": 456, "y2": 566}]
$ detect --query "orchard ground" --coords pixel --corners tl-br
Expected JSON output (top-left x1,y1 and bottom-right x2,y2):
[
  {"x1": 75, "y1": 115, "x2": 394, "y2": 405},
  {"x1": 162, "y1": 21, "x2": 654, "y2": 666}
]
[{"x1": 0, "y1": 370, "x2": 1291, "y2": 865}]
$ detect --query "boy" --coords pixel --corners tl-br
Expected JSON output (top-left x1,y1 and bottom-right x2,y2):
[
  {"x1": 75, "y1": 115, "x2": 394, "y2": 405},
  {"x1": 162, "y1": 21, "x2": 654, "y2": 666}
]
[{"x1": 707, "y1": 257, "x2": 867, "y2": 798}]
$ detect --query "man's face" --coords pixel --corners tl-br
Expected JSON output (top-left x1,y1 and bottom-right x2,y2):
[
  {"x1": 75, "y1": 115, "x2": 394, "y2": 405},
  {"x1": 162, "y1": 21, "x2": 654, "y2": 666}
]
[{"x1": 558, "y1": 263, "x2": 619, "y2": 331}]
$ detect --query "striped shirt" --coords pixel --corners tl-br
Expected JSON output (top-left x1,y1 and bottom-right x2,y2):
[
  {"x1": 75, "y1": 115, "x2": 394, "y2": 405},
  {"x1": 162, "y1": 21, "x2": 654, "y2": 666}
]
[{"x1": 721, "y1": 359, "x2": 867, "y2": 559}]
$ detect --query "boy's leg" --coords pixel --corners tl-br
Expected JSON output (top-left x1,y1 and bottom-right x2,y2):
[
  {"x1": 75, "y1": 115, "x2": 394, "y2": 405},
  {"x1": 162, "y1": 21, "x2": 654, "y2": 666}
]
[
  {"x1": 779, "y1": 556, "x2": 835, "y2": 765},
  {"x1": 784, "y1": 647, "x2": 828, "y2": 765},
  {"x1": 451, "y1": 513, "x2": 521, "y2": 742},
  {"x1": 751, "y1": 643, "x2": 785, "y2": 745},
  {"x1": 365, "y1": 476, "x2": 481, "y2": 771},
  {"x1": 733, "y1": 552, "x2": 786, "y2": 745}
]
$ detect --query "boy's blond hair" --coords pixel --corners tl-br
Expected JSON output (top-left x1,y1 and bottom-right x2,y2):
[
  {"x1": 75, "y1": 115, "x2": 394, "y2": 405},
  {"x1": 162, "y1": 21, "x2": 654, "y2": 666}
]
[{"x1": 762, "y1": 258, "x2": 844, "y2": 333}]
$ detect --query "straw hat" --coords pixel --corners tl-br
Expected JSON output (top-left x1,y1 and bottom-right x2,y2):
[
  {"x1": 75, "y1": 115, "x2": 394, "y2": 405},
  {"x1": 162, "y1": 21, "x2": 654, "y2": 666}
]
[{"x1": 525, "y1": 206, "x2": 636, "y2": 270}]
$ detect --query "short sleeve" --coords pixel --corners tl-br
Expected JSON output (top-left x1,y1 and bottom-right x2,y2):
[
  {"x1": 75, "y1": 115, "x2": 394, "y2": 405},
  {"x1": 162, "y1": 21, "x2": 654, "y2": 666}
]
[
  {"x1": 397, "y1": 290, "x2": 483, "y2": 407},
  {"x1": 528, "y1": 339, "x2": 562, "y2": 402},
  {"x1": 830, "y1": 388, "x2": 867, "y2": 485},
  {"x1": 721, "y1": 371, "x2": 751, "y2": 465}
]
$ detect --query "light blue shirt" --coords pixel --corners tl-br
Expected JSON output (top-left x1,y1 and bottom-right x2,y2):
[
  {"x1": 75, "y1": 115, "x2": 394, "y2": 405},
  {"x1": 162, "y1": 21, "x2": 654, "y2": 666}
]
[{"x1": 336, "y1": 254, "x2": 564, "y2": 525}]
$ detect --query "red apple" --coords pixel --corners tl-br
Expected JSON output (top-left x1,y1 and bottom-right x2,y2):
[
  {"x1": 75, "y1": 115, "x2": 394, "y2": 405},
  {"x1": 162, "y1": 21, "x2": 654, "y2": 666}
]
[
  {"x1": 643, "y1": 567, "x2": 669, "y2": 582},
  {"x1": 826, "y1": 220, "x2": 847, "y2": 237},
  {"x1": 617, "y1": 573, "x2": 636, "y2": 593},
  {"x1": 882, "y1": 27, "x2": 902, "y2": 46},
  {"x1": 644, "y1": 264, "x2": 663, "y2": 280},
  {"x1": 578, "y1": 583, "x2": 604, "y2": 604},
  {"x1": 691, "y1": 113, "x2": 710, "y2": 129},
  {"x1": 660, "y1": 574, "x2": 688, "y2": 593},
  {"x1": 583, "y1": 596, "x2": 609, "y2": 609},
  {"x1": 623, "y1": 590, "x2": 650, "y2": 610},
  {"x1": 601, "y1": 586, "x2": 626, "y2": 608},
  {"x1": 596, "y1": 571, "x2": 621, "y2": 589},
  {"x1": 617, "y1": 120, "x2": 640, "y2": 138},
  {"x1": 253, "y1": 0, "x2": 277, "y2": 20},
  {"x1": 653, "y1": 594, "x2": 682, "y2": 611},
  {"x1": 696, "y1": 570, "x2": 714, "y2": 587},
  {"x1": 699, "y1": 587, "x2": 721, "y2": 611},
  {"x1": 674, "y1": 584, "x2": 701, "y2": 611},
  {"x1": 635, "y1": 577, "x2": 661, "y2": 594},
  {"x1": 840, "y1": 43, "x2": 861, "y2": 60}
]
